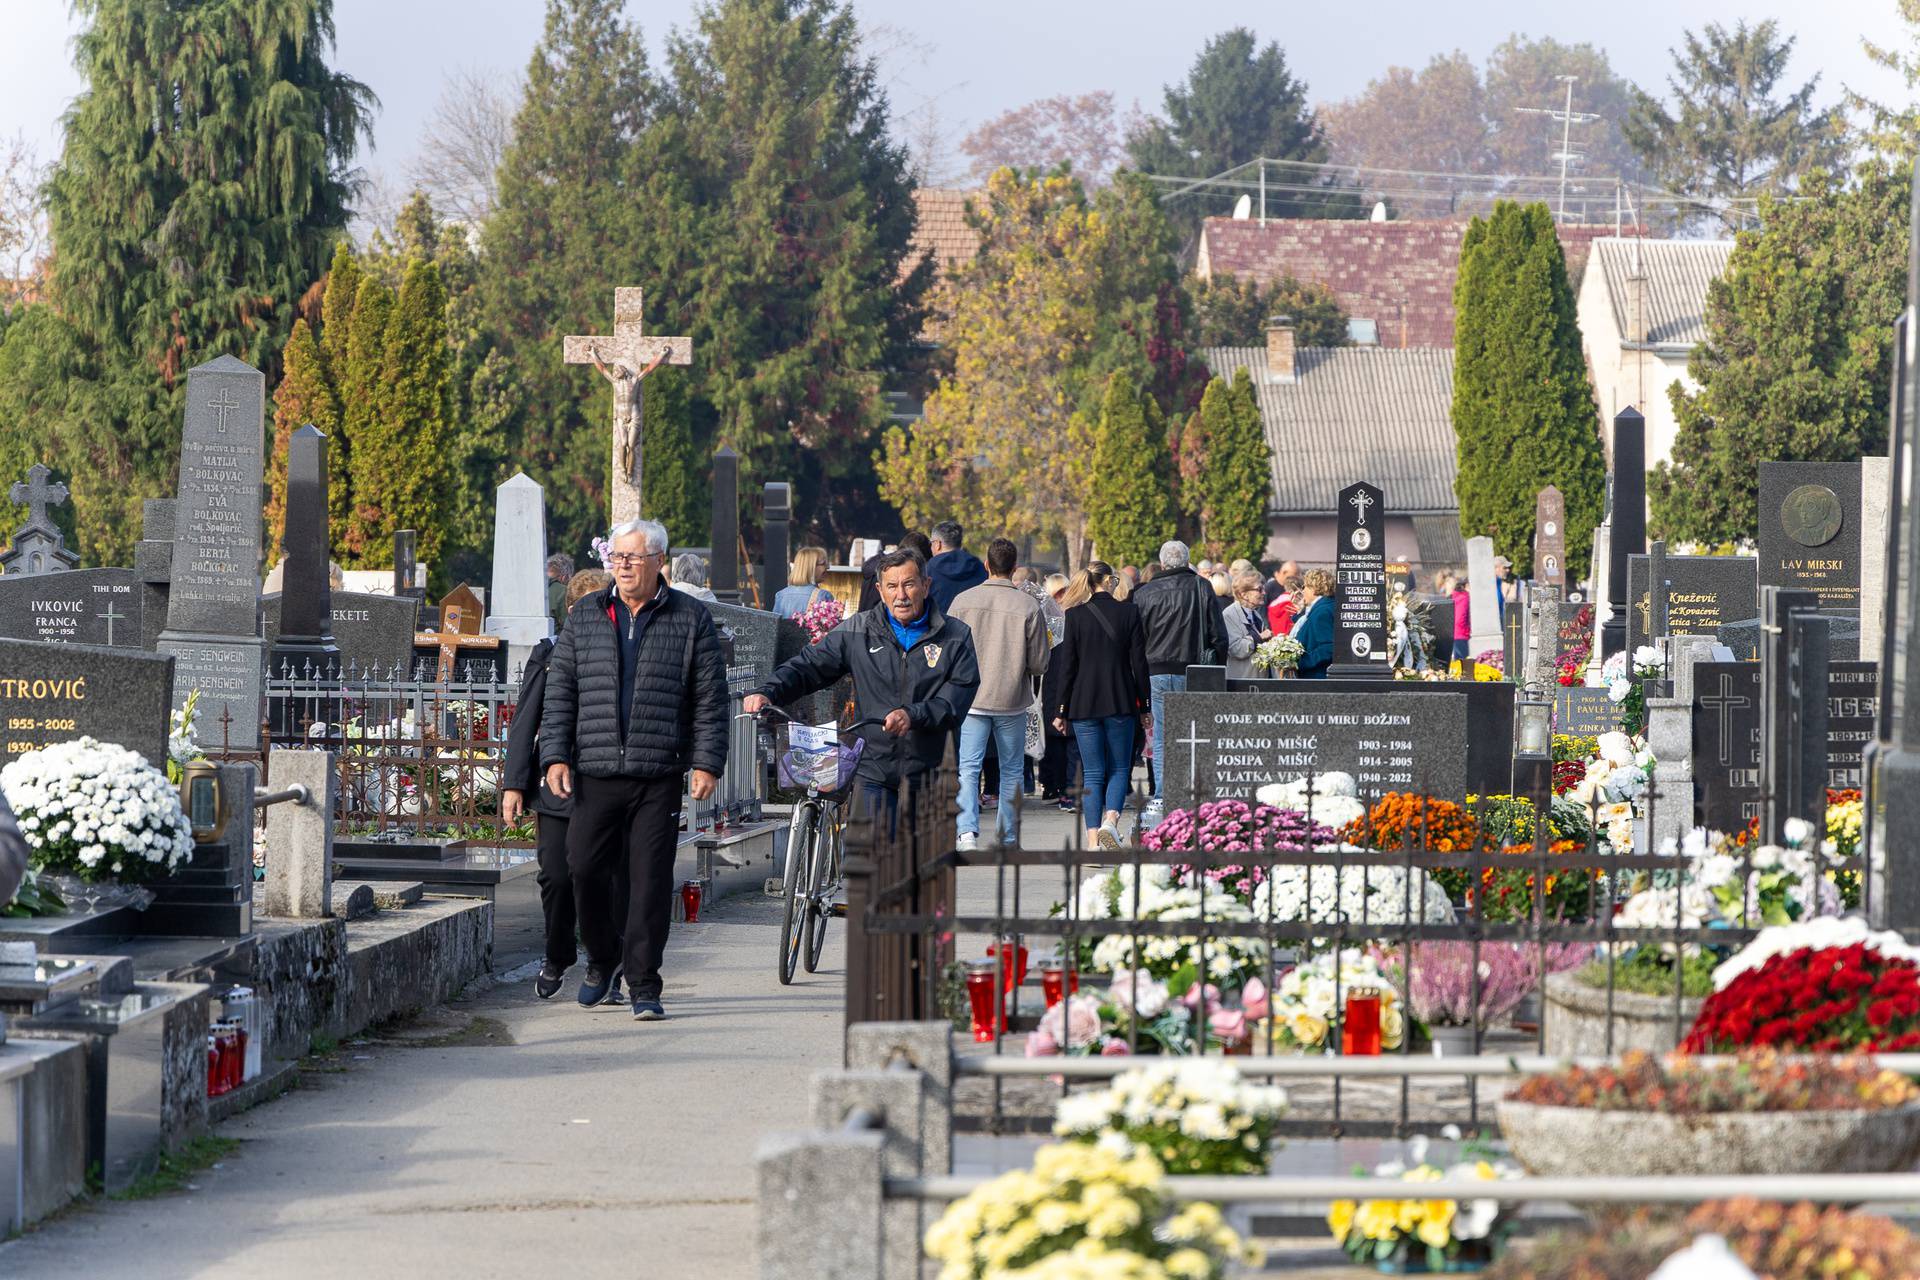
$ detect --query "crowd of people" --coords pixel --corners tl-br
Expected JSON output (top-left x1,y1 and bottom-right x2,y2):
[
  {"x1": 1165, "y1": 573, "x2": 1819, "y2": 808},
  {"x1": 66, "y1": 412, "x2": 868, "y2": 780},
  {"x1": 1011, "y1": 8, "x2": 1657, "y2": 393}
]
[{"x1": 500, "y1": 514, "x2": 1479, "y2": 1024}]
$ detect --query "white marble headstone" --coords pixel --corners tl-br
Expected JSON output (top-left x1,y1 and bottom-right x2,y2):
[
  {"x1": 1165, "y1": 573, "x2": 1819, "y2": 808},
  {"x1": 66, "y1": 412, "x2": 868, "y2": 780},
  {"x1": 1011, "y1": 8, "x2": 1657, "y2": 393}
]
[
  {"x1": 485, "y1": 472, "x2": 554, "y2": 666},
  {"x1": 1465, "y1": 536, "x2": 1500, "y2": 654},
  {"x1": 1862, "y1": 455, "x2": 1892, "y2": 662}
]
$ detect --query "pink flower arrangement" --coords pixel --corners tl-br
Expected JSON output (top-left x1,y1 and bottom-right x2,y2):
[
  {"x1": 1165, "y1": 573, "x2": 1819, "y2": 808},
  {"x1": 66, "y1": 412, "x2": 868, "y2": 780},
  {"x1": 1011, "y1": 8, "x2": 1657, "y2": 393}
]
[
  {"x1": 795, "y1": 595, "x2": 847, "y2": 645},
  {"x1": 1403, "y1": 942, "x2": 1592, "y2": 1029},
  {"x1": 1144, "y1": 800, "x2": 1334, "y2": 900},
  {"x1": 1032, "y1": 995, "x2": 1104, "y2": 1053}
]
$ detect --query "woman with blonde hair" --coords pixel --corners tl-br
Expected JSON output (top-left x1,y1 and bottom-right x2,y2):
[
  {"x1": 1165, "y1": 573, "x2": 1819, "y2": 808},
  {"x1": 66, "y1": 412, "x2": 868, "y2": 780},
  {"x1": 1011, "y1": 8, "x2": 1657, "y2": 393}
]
[
  {"x1": 1290, "y1": 567, "x2": 1337, "y2": 680},
  {"x1": 1222, "y1": 569, "x2": 1273, "y2": 679},
  {"x1": 772, "y1": 546, "x2": 833, "y2": 618},
  {"x1": 1051, "y1": 561, "x2": 1149, "y2": 849}
]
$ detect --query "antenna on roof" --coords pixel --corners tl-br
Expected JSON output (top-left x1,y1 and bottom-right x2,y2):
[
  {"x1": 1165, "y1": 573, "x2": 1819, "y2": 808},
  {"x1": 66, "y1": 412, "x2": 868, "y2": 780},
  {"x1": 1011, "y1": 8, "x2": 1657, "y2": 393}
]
[
  {"x1": 1514, "y1": 76, "x2": 1602, "y2": 223},
  {"x1": 1232, "y1": 193, "x2": 1253, "y2": 220}
]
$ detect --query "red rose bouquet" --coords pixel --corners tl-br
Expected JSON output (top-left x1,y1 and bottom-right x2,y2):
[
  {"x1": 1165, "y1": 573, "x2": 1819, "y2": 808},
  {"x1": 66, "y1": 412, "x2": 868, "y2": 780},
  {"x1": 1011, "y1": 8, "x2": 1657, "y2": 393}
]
[{"x1": 1684, "y1": 920, "x2": 1920, "y2": 1054}]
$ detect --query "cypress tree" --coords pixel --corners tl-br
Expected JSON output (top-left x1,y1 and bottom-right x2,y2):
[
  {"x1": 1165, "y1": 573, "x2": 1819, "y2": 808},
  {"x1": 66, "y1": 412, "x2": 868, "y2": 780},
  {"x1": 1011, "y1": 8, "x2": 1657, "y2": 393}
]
[
  {"x1": 641, "y1": 365, "x2": 703, "y2": 547},
  {"x1": 319, "y1": 241, "x2": 362, "y2": 379},
  {"x1": 1194, "y1": 369, "x2": 1273, "y2": 561},
  {"x1": 266, "y1": 321, "x2": 340, "y2": 563},
  {"x1": 34, "y1": 0, "x2": 372, "y2": 562},
  {"x1": 1087, "y1": 372, "x2": 1178, "y2": 569},
  {"x1": 337, "y1": 275, "x2": 393, "y2": 562},
  {"x1": 1450, "y1": 201, "x2": 1604, "y2": 579},
  {"x1": 359, "y1": 258, "x2": 454, "y2": 571}
]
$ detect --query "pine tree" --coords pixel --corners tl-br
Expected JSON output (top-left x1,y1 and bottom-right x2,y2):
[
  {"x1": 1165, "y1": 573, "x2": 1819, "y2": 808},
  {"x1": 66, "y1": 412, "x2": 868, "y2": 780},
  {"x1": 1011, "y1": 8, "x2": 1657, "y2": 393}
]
[
  {"x1": 319, "y1": 241, "x2": 362, "y2": 378},
  {"x1": 337, "y1": 275, "x2": 394, "y2": 561},
  {"x1": 266, "y1": 320, "x2": 340, "y2": 563},
  {"x1": 1087, "y1": 372, "x2": 1178, "y2": 569},
  {"x1": 1650, "y1": 165, "x2": 1909, "y2": 544},
  {"x1": 641, "y1": 365, "x2": 703, "y2": 546},
  {"x1": 31, "y1": 0, "x2": 372, "y2": 562},
  {"x1": 1203, "y1": 369, "x2": 1272, "y2": 561},
  {"x1": 1450, "y1": 202, "x2": 1605, "y2": 579},
  {"x1": 356, "y1": 258, "x2": 455, "y2": 570}
]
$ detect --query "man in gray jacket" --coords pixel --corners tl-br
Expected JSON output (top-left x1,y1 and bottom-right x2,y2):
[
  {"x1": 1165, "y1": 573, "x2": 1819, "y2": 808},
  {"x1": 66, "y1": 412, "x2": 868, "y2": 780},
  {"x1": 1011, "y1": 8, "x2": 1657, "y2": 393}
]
[{"x1": 947, "y1": 538, "x2": 1048, "y2": 850}]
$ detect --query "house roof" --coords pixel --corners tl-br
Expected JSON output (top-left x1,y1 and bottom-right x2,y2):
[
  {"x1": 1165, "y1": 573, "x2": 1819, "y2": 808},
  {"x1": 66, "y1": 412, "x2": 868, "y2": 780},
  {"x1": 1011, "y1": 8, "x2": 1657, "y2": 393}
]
[
  {"x1": 1198, "y1": 343, "x2": 1458, "y2": 517},
  {"x1": 904, "y1": 188, "x2": 981, "y2": 282},
  {"x1": 1196, "y1": 218, "x2": 1633, "y2": 349},
  {"x1": 1588, "y1": 237, "x2": 1732, "y2": 350}
]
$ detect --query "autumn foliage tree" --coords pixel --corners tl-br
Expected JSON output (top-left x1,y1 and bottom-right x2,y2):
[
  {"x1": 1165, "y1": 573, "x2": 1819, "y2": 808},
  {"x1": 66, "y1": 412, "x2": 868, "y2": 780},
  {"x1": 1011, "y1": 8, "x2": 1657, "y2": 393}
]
[{"x1": 958, "y1": 93, "x2": 1136, "y2": 187}]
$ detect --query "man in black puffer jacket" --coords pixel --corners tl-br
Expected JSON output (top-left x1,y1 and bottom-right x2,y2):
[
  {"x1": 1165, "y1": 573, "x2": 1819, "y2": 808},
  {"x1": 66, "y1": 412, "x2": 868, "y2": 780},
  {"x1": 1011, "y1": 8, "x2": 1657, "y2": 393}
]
[
  {"x1": 746, "y1": 548, "x2": 978, "y2": 806},
  {"x1": 540, "y1": 519, "x2": 729, "y2": 1022},
  {"x1": 1129, "y1": 539, "x2": 1227, "y2": 817}
]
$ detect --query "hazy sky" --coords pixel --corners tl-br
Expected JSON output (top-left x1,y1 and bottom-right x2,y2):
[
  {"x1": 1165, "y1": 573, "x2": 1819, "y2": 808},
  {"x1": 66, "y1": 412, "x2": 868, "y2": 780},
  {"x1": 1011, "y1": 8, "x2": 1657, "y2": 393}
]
[{"x1": 2, "y1": 0, "x2": 1912, "y2": 189}]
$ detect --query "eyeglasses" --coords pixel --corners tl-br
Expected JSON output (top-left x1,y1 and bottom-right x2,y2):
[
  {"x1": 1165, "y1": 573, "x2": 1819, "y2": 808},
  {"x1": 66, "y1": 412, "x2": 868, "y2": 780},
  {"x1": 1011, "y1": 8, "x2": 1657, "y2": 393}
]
[{"x1": 608, "y1": 552, "x2": 662, "y2": 568}]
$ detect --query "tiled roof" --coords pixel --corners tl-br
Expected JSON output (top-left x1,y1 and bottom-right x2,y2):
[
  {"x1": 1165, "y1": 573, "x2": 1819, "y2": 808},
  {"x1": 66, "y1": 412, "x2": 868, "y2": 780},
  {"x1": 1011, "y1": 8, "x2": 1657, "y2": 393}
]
[
  {"x1": 1199, "y1": 344, "x2": 1458, "y2": 516},
  {"x1": 1589, "y1": 237, "x2": 1733, "y2": 350},
  {"x1": 1197, "y1": 218, "x2": 1633, "y2": 349},
  {"x1": 904, "y1": 188, "x2": 981, "y2": 282}
]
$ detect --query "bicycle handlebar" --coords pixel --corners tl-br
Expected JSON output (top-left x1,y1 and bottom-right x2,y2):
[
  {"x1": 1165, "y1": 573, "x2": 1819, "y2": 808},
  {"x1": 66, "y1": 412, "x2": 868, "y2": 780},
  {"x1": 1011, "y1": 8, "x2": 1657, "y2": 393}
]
[{"x1": 753, "y1": 705, "x2": 887, "y2": 732}]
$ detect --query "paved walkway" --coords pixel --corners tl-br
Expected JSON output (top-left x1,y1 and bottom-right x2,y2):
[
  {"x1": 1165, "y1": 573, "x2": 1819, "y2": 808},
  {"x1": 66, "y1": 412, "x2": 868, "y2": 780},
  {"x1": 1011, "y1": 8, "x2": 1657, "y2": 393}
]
[{"x1": 2, "y1": 877, "x2": 846, "y2": 1280}]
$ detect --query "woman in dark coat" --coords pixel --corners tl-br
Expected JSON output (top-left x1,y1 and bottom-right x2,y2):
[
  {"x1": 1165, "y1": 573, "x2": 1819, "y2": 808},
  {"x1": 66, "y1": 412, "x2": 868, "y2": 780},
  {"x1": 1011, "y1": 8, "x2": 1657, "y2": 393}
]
[
  {"x1": 501, "y1": 568, "x2": 617, "y2": 1000},
  {"x1": 1051, "y1": 562, "x2": 1150, "y2": 850}
]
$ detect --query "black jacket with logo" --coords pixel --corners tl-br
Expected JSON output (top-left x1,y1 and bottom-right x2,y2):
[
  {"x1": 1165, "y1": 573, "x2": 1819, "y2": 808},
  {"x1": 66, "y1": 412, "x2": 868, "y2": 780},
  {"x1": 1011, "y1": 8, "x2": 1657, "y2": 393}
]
[
  {"x1": 756, "y1": 604, "x2": 980, "y2": 783},
  {"x1": 539, "y1": 584, "x2": 730, "y2": 781},
  {"x1": 1131, "y1": 567, "x2": 1228, "y2": 676}
]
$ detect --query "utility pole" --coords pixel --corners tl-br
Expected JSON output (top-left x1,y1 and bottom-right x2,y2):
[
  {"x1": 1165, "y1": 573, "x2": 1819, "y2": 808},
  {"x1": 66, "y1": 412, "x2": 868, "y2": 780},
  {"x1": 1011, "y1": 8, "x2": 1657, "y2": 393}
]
[{"x1": 1515, "y1": 76, "x2": 1601, "y2": 223}]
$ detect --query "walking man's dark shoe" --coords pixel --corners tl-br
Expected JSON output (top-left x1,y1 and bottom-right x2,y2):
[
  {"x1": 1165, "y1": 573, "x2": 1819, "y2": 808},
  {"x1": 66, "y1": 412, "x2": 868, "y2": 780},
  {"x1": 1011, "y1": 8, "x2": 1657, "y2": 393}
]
[
  {"x1": 577, "y1": 965, "x2": 615, "y2": 1007},
  {"x1": 598, "y1": 965, "x2": 626, "y2": 1006},
  {"x1": 534, "y1": 962, "x2": 566, "y2": 1000},
  {"x1": 631, "y1": 996, "x2": 666, "y2": 1021}
]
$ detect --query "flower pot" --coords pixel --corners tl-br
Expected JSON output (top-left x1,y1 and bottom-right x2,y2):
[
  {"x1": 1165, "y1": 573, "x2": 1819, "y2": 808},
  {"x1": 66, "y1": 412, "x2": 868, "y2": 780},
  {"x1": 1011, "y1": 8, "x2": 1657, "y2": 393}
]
[
  {"x1": 1426, "y1": 1024, "x2": 1480, "y2": 1057},
  {"x1": 1541, "y1": 971, "x2": 1701, "y2": 1056},
  {"x1": 1497, "y1": 1100, "x2": 1920, "y2": 1182},
  {"x1": 1368, "y1": 1240, "x2": 1496, "y2": 1273}
]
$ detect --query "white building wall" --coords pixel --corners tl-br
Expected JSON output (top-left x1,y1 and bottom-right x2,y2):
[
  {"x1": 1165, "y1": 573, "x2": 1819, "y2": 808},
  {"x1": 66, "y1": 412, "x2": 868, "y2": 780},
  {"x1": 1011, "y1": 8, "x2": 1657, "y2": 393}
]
[{"x1": 1575, "y1": 261, "x2": 1697, "y2": 477}]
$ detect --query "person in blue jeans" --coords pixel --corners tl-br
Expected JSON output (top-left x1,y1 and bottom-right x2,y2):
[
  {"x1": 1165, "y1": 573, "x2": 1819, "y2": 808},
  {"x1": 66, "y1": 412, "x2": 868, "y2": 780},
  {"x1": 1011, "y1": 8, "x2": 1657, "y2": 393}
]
[
  {"x1": 948, "y1": 538, "x2": 1050, "y2": 851},
  {"x1": 1128, "y1": 541, "x2": 1226, "y2": 817},
  {"x1": 1051, "y1": 561, "x2": 1150, "y2": 849}
]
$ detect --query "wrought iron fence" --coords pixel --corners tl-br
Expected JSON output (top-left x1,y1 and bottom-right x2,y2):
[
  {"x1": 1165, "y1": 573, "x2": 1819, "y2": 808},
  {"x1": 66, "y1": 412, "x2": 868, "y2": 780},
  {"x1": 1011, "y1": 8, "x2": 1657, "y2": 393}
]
[{"x1": 842, "y1": 754, "x2": 1873, "y2": 1140}]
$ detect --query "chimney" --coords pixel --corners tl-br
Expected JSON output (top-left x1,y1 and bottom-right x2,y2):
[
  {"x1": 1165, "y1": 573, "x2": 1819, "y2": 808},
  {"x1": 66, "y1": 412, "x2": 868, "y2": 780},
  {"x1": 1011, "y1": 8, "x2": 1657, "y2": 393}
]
[
  {"x1": 1624, "y1": 243, "x2": 1648, "y2": 345},
  {"x1": 1265, "y1": 315, "x2": 1296, "y2": 382}
]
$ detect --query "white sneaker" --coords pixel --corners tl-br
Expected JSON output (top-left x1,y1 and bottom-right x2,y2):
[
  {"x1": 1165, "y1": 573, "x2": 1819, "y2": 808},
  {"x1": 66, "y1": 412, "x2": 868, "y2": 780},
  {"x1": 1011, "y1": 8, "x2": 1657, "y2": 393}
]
[
  {"x1": 1096, "y1": 824, "x2": 1121, "y2": 851},
  {"x1": 955, "y1": 832, "x2": 978, "y2": 852}
]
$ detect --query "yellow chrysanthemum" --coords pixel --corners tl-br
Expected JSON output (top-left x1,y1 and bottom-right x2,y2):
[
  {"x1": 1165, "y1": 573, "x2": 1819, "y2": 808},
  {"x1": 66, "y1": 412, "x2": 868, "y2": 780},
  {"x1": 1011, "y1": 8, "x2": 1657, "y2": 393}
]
[
  {"x1": 1326, "y1": 1199, "x2": 1356, "y2": 1241},
  {"x1": 1416, "y1": 1199, "x2": 1456, "y2": 1249}
]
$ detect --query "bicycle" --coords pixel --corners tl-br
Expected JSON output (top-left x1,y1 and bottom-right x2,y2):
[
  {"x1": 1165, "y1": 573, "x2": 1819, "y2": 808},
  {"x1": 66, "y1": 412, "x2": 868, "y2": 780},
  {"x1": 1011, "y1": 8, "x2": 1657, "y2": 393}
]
[{"x1": 763, "y1": 709, "x2": 881, "y2": 985}]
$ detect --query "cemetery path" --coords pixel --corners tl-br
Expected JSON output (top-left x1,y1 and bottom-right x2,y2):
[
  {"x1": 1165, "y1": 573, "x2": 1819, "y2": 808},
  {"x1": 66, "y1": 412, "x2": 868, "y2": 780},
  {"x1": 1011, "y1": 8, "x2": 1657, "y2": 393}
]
[{"x1": 2, "y1": 880, "x2": 844, "y2": 1280}]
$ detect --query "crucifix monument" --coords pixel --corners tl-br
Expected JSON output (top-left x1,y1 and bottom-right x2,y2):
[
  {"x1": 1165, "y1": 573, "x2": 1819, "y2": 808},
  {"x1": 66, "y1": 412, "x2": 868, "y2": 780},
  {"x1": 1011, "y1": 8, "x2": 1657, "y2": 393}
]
[
  {"x1": 563, "y1": 287, "x2": 694, "y2": 525},
  {"x1": 2, "y1": 464, "x2": 79, "y2": 576}
]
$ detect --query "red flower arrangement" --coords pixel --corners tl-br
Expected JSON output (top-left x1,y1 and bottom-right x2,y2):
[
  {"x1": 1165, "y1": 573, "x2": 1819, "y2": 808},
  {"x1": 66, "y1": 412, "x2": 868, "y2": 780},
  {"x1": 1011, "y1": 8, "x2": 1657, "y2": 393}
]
[
  {"x1": 1550, "y1": 760, "x2": 1585, "y2": 796},
  {"x1": 1683, "y1": 943, "x2": 1920, "y2": 1055}
]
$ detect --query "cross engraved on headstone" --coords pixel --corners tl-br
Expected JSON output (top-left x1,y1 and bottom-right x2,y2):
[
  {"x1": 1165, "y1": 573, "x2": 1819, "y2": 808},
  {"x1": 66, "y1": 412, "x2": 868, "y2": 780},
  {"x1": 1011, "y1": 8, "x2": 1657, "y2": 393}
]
[
  {"x1": 1700, "y1": 674, "x2": 1751, "y2": 766},
  {"x1": 207, "y1": 385, "x2": 242, "y2": 435},
  {"x1": 98, "y1": 600, "x2": 124, "y2": 647},
  {"x1": 1348, "y1": 488, "x2": 1373, "y2": 526},
  {"x1": 563, "y1": 288, "x2": 695, "y2": 526},
  {"x1": 1178, "y1": 720, "x2": 1213, "y2": 795}
]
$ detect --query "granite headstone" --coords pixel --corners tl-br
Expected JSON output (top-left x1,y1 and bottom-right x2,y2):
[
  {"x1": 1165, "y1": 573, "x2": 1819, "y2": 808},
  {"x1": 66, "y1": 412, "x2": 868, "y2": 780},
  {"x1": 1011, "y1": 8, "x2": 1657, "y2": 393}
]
[
  {"x1": 1161, "y1": 689, "x2": 1467, "y2": 809},
  {"x1": 1758, "y1": 460, "x2": 1864, "y2": 615},
  {"x1": 1691, "y1": 660, "x2": 1879, "y2": 828},
  {"x1": 483, "y1": 471, "x2": 554, "y2": 668},
  {"x1": 0, "y1": 638, "x2": 174, "y2": 764},
  {"x1": 0, "y1": 464, "x2": 78, "y2": 576},
  {"x1": 261, "y1": 591, "x2": 419, "y2": 676},
  {"x1": 1533, "y1": 485, "x2": 1567, "y2": 589},
  {"x1": 1553, "y1": 687, "x2": 1620, "y2": 738},
  {"x1": 1466, "y1": 536, "x2": 1500, "y2": 656},
  {"x1": 155, "y1": 356, "x2": 267, "y2": 750},
  {"x1": 1331, "y1": 481, "x2": 1389, "y2": 675},
  {"x1": 0, "y1": 568, "x2": 141, "y2": 648},
  {"x1": 1626, "y1": 555, "x2": 1758, "y2": 654}
]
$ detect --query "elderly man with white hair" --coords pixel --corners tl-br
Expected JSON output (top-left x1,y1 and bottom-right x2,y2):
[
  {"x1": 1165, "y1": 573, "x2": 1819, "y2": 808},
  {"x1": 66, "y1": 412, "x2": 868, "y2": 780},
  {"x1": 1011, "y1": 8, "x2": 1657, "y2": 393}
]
[
  {"x1": 540, "y1": 518, "x2": 730, "y2": 1021},
  {"x1": 1128, "y1": 539, "x2": 1228, "y2": 819}
]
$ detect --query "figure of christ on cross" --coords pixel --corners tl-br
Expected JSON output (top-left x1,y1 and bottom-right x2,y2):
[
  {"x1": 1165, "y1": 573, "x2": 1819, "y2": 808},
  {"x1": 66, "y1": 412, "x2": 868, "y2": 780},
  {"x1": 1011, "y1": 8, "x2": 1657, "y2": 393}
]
[{"x1": 563, "y1": 288, "x2": 695, "y2": 527}]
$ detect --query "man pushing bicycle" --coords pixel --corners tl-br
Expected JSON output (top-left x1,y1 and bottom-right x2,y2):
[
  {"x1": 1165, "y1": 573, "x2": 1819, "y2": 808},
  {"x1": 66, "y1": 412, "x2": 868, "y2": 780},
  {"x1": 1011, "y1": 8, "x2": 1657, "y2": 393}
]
[{"x1": 743, "y1": 545, "x2": 979, "y2": 809}]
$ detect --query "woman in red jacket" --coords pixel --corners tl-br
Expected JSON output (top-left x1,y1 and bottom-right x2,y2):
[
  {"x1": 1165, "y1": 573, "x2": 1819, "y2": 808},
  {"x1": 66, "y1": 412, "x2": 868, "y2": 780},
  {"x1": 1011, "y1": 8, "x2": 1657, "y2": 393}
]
[{"x1": 1266, "y1": 572, "x2": 1301, "y2": 637}]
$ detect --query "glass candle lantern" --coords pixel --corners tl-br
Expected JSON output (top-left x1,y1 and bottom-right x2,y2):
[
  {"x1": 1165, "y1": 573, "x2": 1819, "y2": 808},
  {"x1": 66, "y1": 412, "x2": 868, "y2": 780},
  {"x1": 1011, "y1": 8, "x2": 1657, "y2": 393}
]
[
  {"x1": 1342, "y1": 987, "x2": 1383, "y2": 1056},
  {"x1": 1038, "y1": 957, "x2": 1079, "y2": 1008},
  {"x1": 964, "y1": 961, "x2": 1001, "y2": 1042}
]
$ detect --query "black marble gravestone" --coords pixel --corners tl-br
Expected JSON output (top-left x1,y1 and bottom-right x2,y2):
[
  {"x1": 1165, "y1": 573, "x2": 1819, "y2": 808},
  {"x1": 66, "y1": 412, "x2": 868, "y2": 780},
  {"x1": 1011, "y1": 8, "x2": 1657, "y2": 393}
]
[
  {"x1": 269, "y1": 425, "x2": 339, "y2": 691},
  {"x1": 1533, "y1": 485, "x2": 1567, "y2": 590},
  {"x1": 1691, "y1": 660, "x2": 1878, "y2": 829},
  {"x1": 0, "y1": 568, "x2": 141, "y2": 648},
  {"x1": 1553, "y1": 687, "x2": 1620, "y2": 738},
  {"x1": 1626, "y1": 555, "x2": 1758, "y2": 654},
  {"x1": 1331, "y1": 481, "x2": 1389, "y2": 678},
  {"x1": 1759, "y1": 460, "x2": 1864, "y2": 615},
  {"x1": 1602, "y1": 408, "x2": 1647, "y2": 658},
  {"x1": 0, "y1": 638, "x2": 174, "y2": 765},
  {"x1": 1161, "y1": 690, "x2": 1468, "y2": 809}
]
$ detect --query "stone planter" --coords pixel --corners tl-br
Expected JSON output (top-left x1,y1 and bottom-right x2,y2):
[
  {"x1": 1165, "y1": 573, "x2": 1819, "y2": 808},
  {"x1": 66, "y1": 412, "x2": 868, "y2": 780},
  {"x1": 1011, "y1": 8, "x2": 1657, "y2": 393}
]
[
  {"x1": 1498, "y1": 1100, "x2": 1920, "y2": 1180},
  {"x1": 1426, "y1": 1023, "x2": 1481, "y2": 1057},
  {"x1": 1541, "y1": 971, "x2": 1701, "y2": 1056}
]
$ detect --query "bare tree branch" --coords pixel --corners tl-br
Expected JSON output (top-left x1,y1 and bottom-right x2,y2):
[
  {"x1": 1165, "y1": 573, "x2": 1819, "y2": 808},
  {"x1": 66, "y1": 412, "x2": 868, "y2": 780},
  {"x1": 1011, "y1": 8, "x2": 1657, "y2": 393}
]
[
  {"x1": 0, "y1": 134, "x2": 49, "y2": 312},
  {"x1": 412, "y1": 66, "x2": 519, "y2": 227}
]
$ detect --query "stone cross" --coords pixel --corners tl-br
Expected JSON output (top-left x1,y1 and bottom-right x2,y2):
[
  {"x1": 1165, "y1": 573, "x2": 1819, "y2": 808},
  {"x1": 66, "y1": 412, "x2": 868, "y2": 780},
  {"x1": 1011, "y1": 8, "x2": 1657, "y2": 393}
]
[
  {"x1": 563, "y1": 288, "x2": 695, "y2": 526},
  {"x1": 1, "y1": 463, "x2": 79, "y2": 576}
]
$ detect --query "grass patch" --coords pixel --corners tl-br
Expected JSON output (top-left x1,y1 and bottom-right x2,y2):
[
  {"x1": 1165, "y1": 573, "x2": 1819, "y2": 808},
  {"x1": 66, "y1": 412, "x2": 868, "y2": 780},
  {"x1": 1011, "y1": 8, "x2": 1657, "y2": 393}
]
[
  {"x1": 307, "y1": 1031, "x2": 338, "y2": 1056},
  {"x1": 109, "y1": 1135, "x2": 239, "y2": 1201}
]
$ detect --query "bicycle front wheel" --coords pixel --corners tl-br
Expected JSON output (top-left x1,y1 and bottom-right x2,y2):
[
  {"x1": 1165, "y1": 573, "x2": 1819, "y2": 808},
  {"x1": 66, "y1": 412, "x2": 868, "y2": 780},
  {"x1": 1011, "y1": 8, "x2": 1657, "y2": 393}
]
[
  {"x1": 778, "y1": 802, "x2": 818, "y2": 985},
  {"x1": 802, "y1": 809, "x2": 839, "y2": 973}
]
